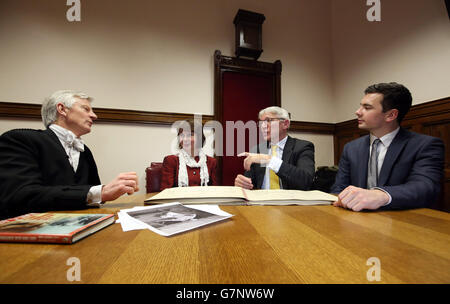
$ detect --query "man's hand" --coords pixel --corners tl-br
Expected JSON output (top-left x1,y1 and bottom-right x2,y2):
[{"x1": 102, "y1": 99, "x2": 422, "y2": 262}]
[
  {"x1": 333, "y1": 185, "x2": 389, "y2": 212},
  {"x1": 234, "y1": 174, "x2": 254, "y2": 190},
  {"x1": 101, "y1": 172, "x2": 139, "y2": 202},
  {"x1": 238, "y1": 152, "x2": 271, "y2": 171}
]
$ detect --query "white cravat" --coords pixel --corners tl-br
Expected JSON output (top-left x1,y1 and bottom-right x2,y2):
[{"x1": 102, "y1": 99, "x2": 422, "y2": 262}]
[
  {"x1": 49, "y1": 124, "x2": 102, "y2": 206},
  {"x1": 49, "y1": 124, "x2": 84, "y2": 172}
]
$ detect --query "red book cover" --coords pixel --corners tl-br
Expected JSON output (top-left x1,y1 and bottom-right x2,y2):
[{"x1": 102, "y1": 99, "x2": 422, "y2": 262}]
[{"x1": 0, "y1": 213, "x2": 115, "y2": 244}]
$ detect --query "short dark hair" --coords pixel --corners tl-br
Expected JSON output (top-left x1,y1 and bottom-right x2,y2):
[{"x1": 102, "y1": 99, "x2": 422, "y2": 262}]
[
  {"x1": 364, "y1": 82, "x2": 412, "y2": 123},
  {"x1": 177, "y1": 120, "x2": 205, "y2": 149}
]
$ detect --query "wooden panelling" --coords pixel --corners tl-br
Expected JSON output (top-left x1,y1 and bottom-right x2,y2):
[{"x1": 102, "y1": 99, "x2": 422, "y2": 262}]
[
  {"x1": 0, "y1": 102, "x2": 42, "y2": 120},
  {"x1": 334, "y1": 97, "x2": 450, "y2": 212},
  {"x1": 0, "y1": 101, "x2": 214, "y2": 125},
  {"x1": 290, "y1": 121, "x2": 334, "y2": 134},
  {"x1": 0, "y1": 101, "x2": 333, "y2": 133}
]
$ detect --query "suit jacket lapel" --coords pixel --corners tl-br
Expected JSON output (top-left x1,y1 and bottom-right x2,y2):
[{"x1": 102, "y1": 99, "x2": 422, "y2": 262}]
[
  {"x1": 255, "y1": 141, "x2": 269, "y2": 189},
  {"x1": 358, "y1": 136, "x2": 370, "y2": 188},
  {"x1": 378, "y1": 128, "x2": 409, "y2": 186},
  {"x1": 44, "y1": 128, "x2": 67, "y2": 156},
  {"x1": 281, "y1": 136, "x2": 294, "y2": 162},
  {"x1": 44, "y1": 128, "x2": 76, "y2": 173},
  {"x1": 278, "y1": 136, "x2": 295, "y2": 189}
]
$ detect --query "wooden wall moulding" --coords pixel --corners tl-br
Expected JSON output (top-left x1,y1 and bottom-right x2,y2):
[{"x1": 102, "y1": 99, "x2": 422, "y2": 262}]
[
  {"x1": 214, "y1": 50, "x2": 281, "y2": 76},
  {"x1": 0, "y1": 100, "x2": 334, "y2": 134},
  {"x1": 289, "y1": 121, "x2": 335, "y2": 134},
  {"x1": 0, "y1": 101, "x2": 213, "y2": 125},
  {"x1": 213, "y1": 49, "x2": 282, "y2": 123},
  {"x1": 0, "y1": 101, "x2": 42, "y2": 120}
]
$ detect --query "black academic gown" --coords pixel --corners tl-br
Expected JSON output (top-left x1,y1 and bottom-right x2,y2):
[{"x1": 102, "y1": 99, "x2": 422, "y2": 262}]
[{"x1": 0, "y1": 128, "x2": 101, "y2": 219}]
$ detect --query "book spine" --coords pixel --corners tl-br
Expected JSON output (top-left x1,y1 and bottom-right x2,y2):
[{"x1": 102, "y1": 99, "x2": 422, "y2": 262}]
[{"x1": 0, "y1": 234, "x2": 71, "y2": 244}]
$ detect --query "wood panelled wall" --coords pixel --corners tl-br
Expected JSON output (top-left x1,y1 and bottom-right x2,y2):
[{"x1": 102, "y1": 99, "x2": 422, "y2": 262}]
[
  {"x1": 0, "y1": 97, "x2": 448, "y2": 211},
  {"x1": 0, "y1": 101, "x2": 336, "y2": 133},
  {"x1": 334, "y1": 97, "x2": 450, "y2": 212}
]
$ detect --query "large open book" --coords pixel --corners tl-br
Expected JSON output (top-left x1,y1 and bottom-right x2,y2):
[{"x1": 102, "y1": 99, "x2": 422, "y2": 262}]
[{"x1": 144, "y1": 186, "x2": 337, "y2": 206}]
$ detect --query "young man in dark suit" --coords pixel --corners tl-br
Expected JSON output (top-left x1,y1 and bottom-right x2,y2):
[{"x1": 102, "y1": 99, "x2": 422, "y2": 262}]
[
  {"x1": 0, "y1": 90, "x2": 139, "y2": 219},
  {"x1": 234, "y1": 106, "x2": 315, "y2": 190},
  {"x1": 331, "y1": 82, "x2": 444, "y2": 211}
]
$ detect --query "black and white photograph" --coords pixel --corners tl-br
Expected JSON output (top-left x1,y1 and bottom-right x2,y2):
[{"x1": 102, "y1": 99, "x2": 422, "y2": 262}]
[{"x1": 125, "y1": 203, "x2": 232, "y2": 236}]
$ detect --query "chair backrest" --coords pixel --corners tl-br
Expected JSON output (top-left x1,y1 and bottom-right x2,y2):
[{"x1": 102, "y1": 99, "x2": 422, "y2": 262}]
[
  {"x1": 145, "y1": 162, "x2": 163, "y2": 193},
  {"x1": 312, "y1": 166, "x2": 338, "y2": 193}
]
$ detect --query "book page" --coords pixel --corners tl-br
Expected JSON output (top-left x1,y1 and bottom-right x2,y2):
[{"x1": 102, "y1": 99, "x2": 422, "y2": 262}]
[
  {"x1": 145, "y1": 186, "x2": 246, "y2": 202},
  {"x1": 244, "y1": 189, "x2": 338, "y2": 202}
]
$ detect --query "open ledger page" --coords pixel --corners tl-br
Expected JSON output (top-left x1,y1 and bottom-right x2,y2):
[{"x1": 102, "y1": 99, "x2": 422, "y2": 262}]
[
  {"x1": 145, "y1": 186, "x2": 337, "y2": 206},
  {"x1": 145, "y1": 186, "x2": 246, "y2": 204},
  {"x1": 244, "y1": 189, "x2": 338, "y2": 205}
]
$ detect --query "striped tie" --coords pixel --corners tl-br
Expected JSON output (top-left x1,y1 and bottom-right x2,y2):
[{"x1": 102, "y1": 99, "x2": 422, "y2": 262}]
[
  {"x1": 269, "y1": 145, "x2": 280, "y2": 189},
  {"x1": 367, "y1": 139, "x2": 381, "y2": 189}
]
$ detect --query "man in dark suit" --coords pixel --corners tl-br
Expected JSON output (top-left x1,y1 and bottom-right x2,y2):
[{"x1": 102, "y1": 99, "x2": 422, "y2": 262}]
[
  {"x1": 331, "y1": 82, "x2": 444, "y2": 211},
  {"x1": 234, "y1": 106, "x2": 315, "y2": 190},
  {"x1": 0, "y1": 90, "x2": 139, "y2": 219}
]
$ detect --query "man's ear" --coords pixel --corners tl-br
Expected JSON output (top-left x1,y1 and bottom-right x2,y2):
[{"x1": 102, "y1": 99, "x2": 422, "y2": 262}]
[
  {"x1": 56, "y1": 103, "x2": 67, "y2": 117},
  {"x1": 385, "y1": 109, "x2": 399, "y2": 123}
]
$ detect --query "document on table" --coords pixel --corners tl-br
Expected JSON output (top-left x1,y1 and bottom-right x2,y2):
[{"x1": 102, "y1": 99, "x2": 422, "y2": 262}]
[
  {"x1": 145, "y1": 186, "x2": 337, "y2": 205},
  {"x1": 116, "y1": 203, "x2": 233, "y2": 236}
]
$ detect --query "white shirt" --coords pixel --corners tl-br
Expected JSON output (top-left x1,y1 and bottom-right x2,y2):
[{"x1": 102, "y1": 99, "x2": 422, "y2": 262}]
[
  {"x1": 368, "y1": 127, "x2": 400, "y2": 205},
  {"x1": 49, "y1": 124, "x2": 103, "y2": 206},
  {"x1": 261, "y1": 136, "x2": 288, "y2": 189},
  {"x1": 49, "y1": 124, "x2": 83, "y2": 171}
]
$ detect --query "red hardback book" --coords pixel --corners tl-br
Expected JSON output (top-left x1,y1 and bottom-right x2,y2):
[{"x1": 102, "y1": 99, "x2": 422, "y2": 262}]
[{"x1": 0, "y1": 213, "x2": 115, "y2": 244}]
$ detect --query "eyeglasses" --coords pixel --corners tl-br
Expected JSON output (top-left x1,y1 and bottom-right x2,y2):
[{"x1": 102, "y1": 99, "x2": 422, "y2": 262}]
[{"x1": 258, "y1": 118, "x2": 285, "y2": 125}]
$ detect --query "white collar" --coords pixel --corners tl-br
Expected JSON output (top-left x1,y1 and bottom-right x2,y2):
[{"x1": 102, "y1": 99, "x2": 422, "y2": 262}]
[
  {"x1": 370, "y1": 127, "x2": 400, "y2": 147},
  {"x1": 271, "y1": 135, "x2": 288, "y2": 149},
  {"x1": 49, "y1": 124, "x2": 84, "y2": 152},
  {"x1": 49, "y1": 124, "x2": 79, "y2": 141}
]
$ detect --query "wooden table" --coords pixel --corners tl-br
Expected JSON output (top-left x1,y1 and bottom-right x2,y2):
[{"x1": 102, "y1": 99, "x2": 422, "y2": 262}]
[{"x1": 1, "y1": 193, "x2": 449, "y2": 284}]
